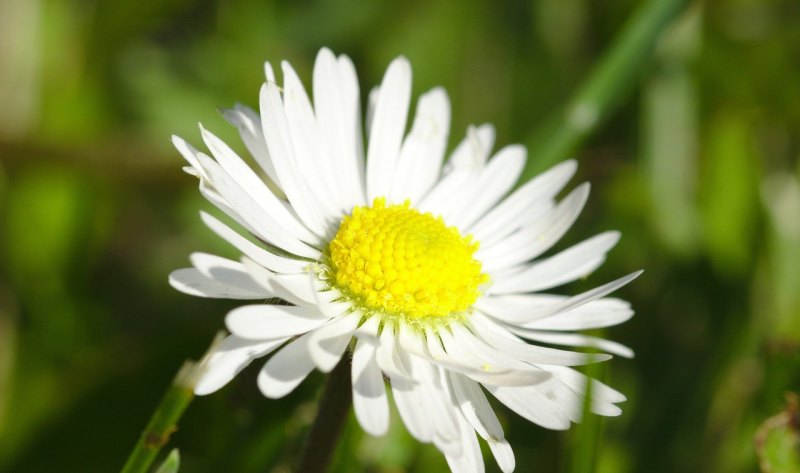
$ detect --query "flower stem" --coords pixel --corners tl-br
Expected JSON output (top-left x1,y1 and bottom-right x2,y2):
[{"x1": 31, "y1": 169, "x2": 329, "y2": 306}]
[
  {"x1": 523, "y1": 0, "x2": 692, "y2": 176},
  {"x1": 296, "y1": 357, "x2": 353, "y2": 473},
  {"x1": 121, "y1": 333, "x2": 223, "y2": 473}
]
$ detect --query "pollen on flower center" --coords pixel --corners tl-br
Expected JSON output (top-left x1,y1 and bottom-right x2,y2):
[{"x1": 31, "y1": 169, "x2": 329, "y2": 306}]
[{"x1": 328, "y1": 198, "x2": 488, "y2": 320}]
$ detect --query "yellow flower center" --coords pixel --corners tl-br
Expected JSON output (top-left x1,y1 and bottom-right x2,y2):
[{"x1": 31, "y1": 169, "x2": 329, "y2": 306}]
[{"x1": 328, "y1": 198, "x2": 488, "y2": 320}]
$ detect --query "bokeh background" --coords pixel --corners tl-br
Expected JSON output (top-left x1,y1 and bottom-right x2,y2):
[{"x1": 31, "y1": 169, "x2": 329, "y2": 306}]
[{"x1": 1, "y1": 0, "x2": 799, "y2": 472}]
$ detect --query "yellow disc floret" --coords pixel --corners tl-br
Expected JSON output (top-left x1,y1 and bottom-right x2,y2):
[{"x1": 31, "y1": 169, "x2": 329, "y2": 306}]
[{"x1": 328, "y1": 198, "x2": 488, "y2": 320}]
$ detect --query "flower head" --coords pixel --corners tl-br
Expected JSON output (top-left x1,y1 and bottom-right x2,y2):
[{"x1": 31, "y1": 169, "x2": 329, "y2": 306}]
[{"x1": 170, "y1": 47, "x2": 640, "y2": 472}]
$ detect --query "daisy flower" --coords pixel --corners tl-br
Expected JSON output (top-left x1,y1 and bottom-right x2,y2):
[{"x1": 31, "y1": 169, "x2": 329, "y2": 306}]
[{"x1": 170, "y1": 47, "x2": 640, "y2": 472}]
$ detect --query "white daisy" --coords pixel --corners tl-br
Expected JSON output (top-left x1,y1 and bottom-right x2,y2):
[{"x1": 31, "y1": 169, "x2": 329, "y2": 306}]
[{"x1": 170, "y1": 47, "x2": 640, "y2": 473}]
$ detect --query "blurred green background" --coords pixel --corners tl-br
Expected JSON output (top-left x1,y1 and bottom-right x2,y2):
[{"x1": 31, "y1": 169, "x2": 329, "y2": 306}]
[{"x1": 1, "y1": 0, "x2": 799, "y2": 472}]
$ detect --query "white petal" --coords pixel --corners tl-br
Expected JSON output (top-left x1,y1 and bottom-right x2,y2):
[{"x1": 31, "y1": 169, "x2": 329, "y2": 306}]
[
  {"x1": 309, "y1": 277, "x2": 354, "y2": 319},
  {"x1": 525, "y1": 271, "x2": 640, "y2": 320},
  {"x1": 390, "y1": 356, "x2": 461, "y2": 448},
  {"x1": 443, "y1": 414, "x2": 485, "y2": 473},
  {"x1": 240, "y1": 257, "x2": 316, "y2": 305},
  {"x1": 478, "y1": 183, "x2": 590, "y2": 272},
  {"x1": 469, "y1": 313, "x2": 611, "y2": 366},
  {"x1": 353, "y1": 315, "x2": 381, "y2": 344},
  {"x1": 446, "y1": 323, "x2": 552, "y2": 373},
  {"x1": 189, "y1": 253, "x2": 269, "y2": 294},
  {"x1": 376, "y1": 324, "x2": 414, "y2": 380},
  {"x1": 389, "y1": 87, "x2": 451, "y2": 204},
  {"x1": 200, "y1": 212, "x2": 308, "y2": 274},
  {"x1": 427, "y1": 327, "x2": 550, "y2": 386},
  {"x1": 489, "y1": 231, "x2": 621, "y2": 294},
  {"x1": 485, "y1": 378, "x2": 580, "y2": 430},
  {"x1": 313, "y1": 48, "x2": 366, "y2": 209},
  {"x1": 476, "y1": 271, "x2": 640, "y2": 324},
  {"x1": 447, "y1": 124, "x2": 495, "y2": 171},
  {"x1": 337, "y1": 54, "x2": 366, "y2": 171},
  {"x1": 366, "y1": 86, "x2": 379, "y2": 136},
  {"x1": 449, "y1": 372, "x2": 504, "y2": 441},
  {"x1": 418, "y1": 127, "x2": 486, "y2": 216},
  {"x1": 547, "y1": 365, "x2": 627, "y2": 405},
  {"x1": 488, "y1": 439, "x2": 515, "y2": 473},
  {"x1": 520, "y1": 305, "x2": 634, "y2": 331},
  {"x1": 258, "y1": 332, "x2": 316, "y2": 398},
  {"x1": 352, "y1": 318, "x2": 389, "y2": 436},
  {"x1": 172, "y1": 135, "x2": 209, "y2": 181},
  {"x1": 225, "y1": 305, "x2": 328, "y2": 340},
  {"x1": 195, "y1": 335, "x2": 286, "y2": 395},
  {"x1": 366, "y1": 57, "x2": 412, "y2": 201},
  {"x1": 469, "y1": 159, "x2": 577, "y2": 245},
  {"x1": 264, "y1": 61, "x2": 276, "y2": 83},
  {"x1": 260, "y1": 81, "x2": 331, "y2": 237},
  {"x1": 391, "y1": 371, "x2": 434, "y2": 442},
  {"x1": 193, "y1": 153, "x2": 321, "y2": 258},
  {"x1": 307, "y1": 312, "x2": 361, "y2": 372},
  {"x1": 169, "y1": 268, "x2": 266, "y2": 299},
  {"x1": 410, "y1": 357, "x2": 461, "y2": 445},
  {"x1": 282, "y1": 61, "x2": 345, "y2": 219},
  {"x1": 512, "y1": 329, "x2": 635, "y2": 358},
  {"x1": 200, "y1": 126, "x2": 321, "y2": 245},
  {"x1": 446, "y1": 144, "x2": 526, "y2": 231},
  {"x1": 220, "y1": 103, "x2": 280, "y2": 186}
]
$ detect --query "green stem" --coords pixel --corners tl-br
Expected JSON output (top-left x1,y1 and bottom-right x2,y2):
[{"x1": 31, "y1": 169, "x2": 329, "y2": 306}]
[
  {"x1": 523, "y1": 0, "x2": 693, "y2": 177},
  {"x1": 295, "y1": 357, "x2": 353, "y2": 473},
  {"x1": 121, "y1": 334, "x2": 223, "y2": 473}
]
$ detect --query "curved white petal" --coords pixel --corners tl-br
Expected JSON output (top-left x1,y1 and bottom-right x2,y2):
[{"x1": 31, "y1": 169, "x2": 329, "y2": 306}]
[
  {"x1": 172, "y1": 135, "x2": 210, "y2": 181},
  {"x1": 366, "y1": 57, "x2": 412, "y2": 201},
  {"x1": 180, "y1": 253, "x2": 269, "y2": 296},
  {"x1": 389, "y1": 87, "x2": 451, "y2": 204},
  {"x1": 519, "y1": 305, "x2": 634, "y2": 331},
  {"x1": 263, "y1": 61, "x2": 276, "y2": 83},
  {"x1": 352, "y1": 317, "x2": 389, "y2": 436},
  {"x1": 478, "y1": 182, "x2": 590, "y2": 272},
  {"x1": 512, "y1": 329, "x2": 635, "y2": 358},
  {"x1": 226, "y1": 305, "x2": 328, "y2": 340},
  {"x1": 376, "y1": 324, "x2": 414, "y2": 380},
  {"x1": 282, "y1": 61, "x2": 345, "y2": 220},
  {"x1": 447, "y1": 144, "x2": 527, "y2": 231},
  {"x1": 391, "y1": 370, "x2": 434, "y2": 442},
  {"x1": 427, "y1": 327, "x2": 551, "y2": 386},
  {"x1": 192, "y1": 152, "x2": 321, "y2": 258},
  {"x1": 219, "y1": 103, "x2": 280, "y2": 188},
  {"x1": 240, "y1": 257, "x2": 316, "y2": 306},
  {"x1": 489, "y1": 231, "x2": 621, "y2": 294},
  {"x1": 469, "y1": 313, "x2": 611, "y2": 366},
  {"x1": 313, "y1": 48, "x2": 366, "y2": 209},
  {"x1": 200, "y1": 212, "x2": 308, "y2": 275},
  {"x1": 418, "y1": 126, "x2": 487, "y2": 216},
  {"x1": 260, "y1": 81, "x2": 331, "y2": 237},
  {"x1": 469, "y1": 159, "x2": 577, "y2": 245},
  {"x1": 169, "y1": 268, "x2": 266, "y2": 300},
  {"x1": 449, "y1": 372, "x2": 504, "y2": 441},
  {"x1": 547, "y1": 366, "x2": 627, "y2": 405},
  {"x1": 489, "y1": 439, "x2": 515, "y2": 473},
  {"x1": 485, "y1": 378, "x2": 580, "y2": 430},
  {"x1": 443, "y1": 413, "x2": 484, "y2": 473},
  {"x1": 476, "y1": 271, "x2": 640, "y2": 325},
  {"x1": 258, "y1": 332, "x2": 316, "y2": 398},
  {"x1": 447, "y1": 124, "x2": 495, "y2": 172},
  {"x1": 195, "y1": 335, "x2": 287, "y2": 395},
  {"x1": 201, "y1": 126, "x2": 319, "y2": 243},
  {"x1": 307, "y1": 312, "x2": 361, "y2": 372}
]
